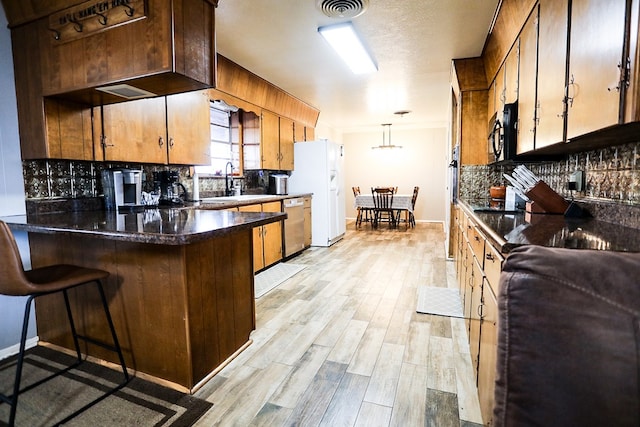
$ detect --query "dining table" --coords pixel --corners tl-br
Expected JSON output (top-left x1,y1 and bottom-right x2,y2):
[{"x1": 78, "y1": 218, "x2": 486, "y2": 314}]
[{"x1": 354, "y1": 193, "x2": 414, "y2": 212}]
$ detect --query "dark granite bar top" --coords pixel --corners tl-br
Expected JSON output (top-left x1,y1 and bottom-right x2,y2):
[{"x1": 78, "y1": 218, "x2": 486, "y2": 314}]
[
  {"x1": 195, "y1": 193, "x2": 312, "y2": 210},
  {"x1": 0, "y1": 208, "x2": 286, "y2": 246},
  {"x1": 459, "y1": 200, "x2": 640, "y2": 253}
]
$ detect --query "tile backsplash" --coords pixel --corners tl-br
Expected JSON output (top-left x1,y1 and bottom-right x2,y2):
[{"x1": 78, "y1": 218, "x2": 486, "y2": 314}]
[
  {"x1": 22, "y1": 160, "x2": 287, "y2": 202},
  {"x1": 460, "y1": 140, "x2": 640, "y2": 228}
]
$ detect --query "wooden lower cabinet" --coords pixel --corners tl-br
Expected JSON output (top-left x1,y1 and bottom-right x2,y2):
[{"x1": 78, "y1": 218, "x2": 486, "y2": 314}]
[
  {"x1": 453, "y1": 205, "x2": 505, "y2": 425},
  {"x1": 239, "y1": 201, "x2": 283, "y2": 272},
  {"x1": 469, "y1": 255, "x2": 484, "y2": 381},
  {"x1": 478, "y1": 279, "x2": 498, "y2": 425},
  {"x1": 28, "y1": 228, "x2": 255, "y2": 392},
  {"x1": 303, "y1": 196, "x2": 312, "y2": 247},
  {"x1": 262, "y1": 201, "x2": 283, "y2": 268}
]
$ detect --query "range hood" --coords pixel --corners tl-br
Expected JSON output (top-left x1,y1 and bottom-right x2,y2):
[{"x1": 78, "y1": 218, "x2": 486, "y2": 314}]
[{"x1": 11, "y1": 0, "x2": 218, "y2": 107}]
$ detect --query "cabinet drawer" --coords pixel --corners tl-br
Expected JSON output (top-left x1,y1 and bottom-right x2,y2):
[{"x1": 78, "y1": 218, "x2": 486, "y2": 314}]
[
  {"x1": 468, "y1": 225, "x2": 486, "y2": 265},
  {"x1": 484, "y1": 242, "x2": 504, "y2": 296}
]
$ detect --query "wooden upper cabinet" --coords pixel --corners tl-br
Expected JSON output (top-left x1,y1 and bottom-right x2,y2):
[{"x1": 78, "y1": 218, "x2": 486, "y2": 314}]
[
  {"x1": 306, "y1": 126, "x2": 316, "y2": 141},
  {"x1": 279, "y1": 117, "x2": 294, "y2": 170},
  {"x1": 261, "y1": 110, "x2": 281, "y2": 170},
  {"x1": 254, "y1": 110, "x2": 295, "y2": 171},
  {"x1": 40, "y1": 99, "x2": 94, "y2": 160},
  {"x1": 294, "y1": 121, "x2": 305, "y2": 142},
  {"x1": 38, "y1": 0, "x2": 216, "y2": 104},
  {"x1": 566, "y1": 0, "x2": 627, "y2": 140},
  {"x1": 504, "y1": 42, "x2": 520, "y2": 105},
  {"x1": 494, "y1": 65, "x2": 506, "y2": 114},
  {"x1": 99, "y1": 97, "x2": 167, "y2": 164},
  {"x1": 98, "y1": 90, "x2": 210, "y2": 165},
  {"x1": 517, "y1": 5, "x2": 539, "y2": 155},
  {"x1": 487, "y1": 80, "x2": 496, "y2": 123},
  {"x1": 452, "y1": 58, "x2": 489, "y2": 166},
  {"x1": 461, "y1": 90, "x2": 489, "y2": 165},
  {"x1": 166, "y1": 90, "x2": 211, "y2": 165},
  {"x1": 536, "y1": 0, "x2": 569, "y2": 149}
]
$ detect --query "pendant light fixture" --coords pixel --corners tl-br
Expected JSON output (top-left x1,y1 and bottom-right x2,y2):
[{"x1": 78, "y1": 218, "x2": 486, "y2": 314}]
[{"x1": 372, "y1": 123, "x2": 402, "y2": 150}]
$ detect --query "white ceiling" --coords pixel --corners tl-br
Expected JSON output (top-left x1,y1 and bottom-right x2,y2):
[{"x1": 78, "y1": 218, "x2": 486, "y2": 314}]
[{"x1": 215, "y1": 0, "x2": 499, "y2": 133}]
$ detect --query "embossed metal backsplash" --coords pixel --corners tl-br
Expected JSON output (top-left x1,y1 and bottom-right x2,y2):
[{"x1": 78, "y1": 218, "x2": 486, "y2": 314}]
[
  {"x1": 460, "y1": 141, "x2": 640, "y2": 228},
  {"x1": 22, "y1": 161, "x2": 269, "y2": 200},
  {"x1": 22, "y1": 161, "x2": 193, "y2": 199}
]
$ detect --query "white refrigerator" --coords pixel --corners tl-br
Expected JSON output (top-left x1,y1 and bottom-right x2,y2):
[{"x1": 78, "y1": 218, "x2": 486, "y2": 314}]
[{"x1": 289, "y1": 139, "x2": 346, "y2": 247}]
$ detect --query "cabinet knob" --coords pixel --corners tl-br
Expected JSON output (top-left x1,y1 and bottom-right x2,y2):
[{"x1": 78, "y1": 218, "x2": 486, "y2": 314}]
[
  {"x1": 158, "y1": 137, "x2": 164, "y2": 147},
  {"x1": 486, "y1": 253, "x2": 495, "y2": 261},
  {"x1": 169, "y1": 137, "x2": 175, "y2": 148}
]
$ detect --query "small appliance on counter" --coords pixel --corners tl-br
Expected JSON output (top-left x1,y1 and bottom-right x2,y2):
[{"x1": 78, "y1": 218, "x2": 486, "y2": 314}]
[
  {"x1": 102, "y1": 168, "x2": 143, "y2": 211},
  {"x1": 154, "y1": 170, "x2": 187, "y2": 206},
  {"x1": 269, "y1": 174, "x2": 289, "y2": 195}
]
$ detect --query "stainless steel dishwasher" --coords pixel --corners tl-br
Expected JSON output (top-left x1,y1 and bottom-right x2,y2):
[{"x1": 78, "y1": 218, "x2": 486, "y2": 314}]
[{"x1": 283, "y1": 197, "x2": 305, "y2": 257}]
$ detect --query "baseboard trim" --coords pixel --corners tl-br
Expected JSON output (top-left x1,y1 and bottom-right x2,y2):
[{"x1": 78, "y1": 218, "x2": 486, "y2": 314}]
[{"x1": 0, "y1": 336, "x2": 39, "y2": 361}]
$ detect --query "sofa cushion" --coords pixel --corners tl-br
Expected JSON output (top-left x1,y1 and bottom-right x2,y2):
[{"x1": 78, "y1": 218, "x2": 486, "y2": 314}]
[{"x1": 493, "y1": 245, "x2": 640, "y2": 427}]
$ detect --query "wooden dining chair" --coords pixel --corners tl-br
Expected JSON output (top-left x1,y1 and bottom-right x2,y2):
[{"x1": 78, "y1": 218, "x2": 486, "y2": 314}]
[
  {"x1": 353, "y1": 186, "x2": 372, "y2": 227},
  {"x1": 371, "y1": 187, "x2": 396, "y2": 228},
  {"x1": 408, "y1": 186, "x2": 419, "y2": 227},
  {"x1": 395, "y1": 186, "x2": 419, "y2": 228}
]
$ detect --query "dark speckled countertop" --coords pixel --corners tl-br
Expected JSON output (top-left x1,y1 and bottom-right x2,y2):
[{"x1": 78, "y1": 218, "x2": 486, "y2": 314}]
[
  {"x1": 0, "y1": 208, "x2": 286, "y2": 246},
  {"x1": 460, "y1": 200, "x2": 640, "y2": 253}
]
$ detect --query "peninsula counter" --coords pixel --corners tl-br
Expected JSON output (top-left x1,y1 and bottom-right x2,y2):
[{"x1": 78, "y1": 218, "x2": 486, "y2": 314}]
[{"x1": 1, "y1": 208, "x2": 286, "y2": 392}]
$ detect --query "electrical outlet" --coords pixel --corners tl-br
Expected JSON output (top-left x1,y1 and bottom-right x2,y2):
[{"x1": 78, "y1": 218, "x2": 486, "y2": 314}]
[{"x1": 569, "y1": 170, "x2": 584, "y2": 192}]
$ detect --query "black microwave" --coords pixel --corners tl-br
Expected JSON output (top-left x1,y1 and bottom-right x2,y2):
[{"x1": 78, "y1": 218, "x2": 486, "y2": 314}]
[{"x1": 488, "y1": 101, "x2": 518, "y2": 162}]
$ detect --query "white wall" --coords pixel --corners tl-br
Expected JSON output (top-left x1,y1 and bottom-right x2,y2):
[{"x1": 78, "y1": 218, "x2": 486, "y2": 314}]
[
  {"x1": 0, "y1": 4, "x2": 34, "y2": 356},
  {"x1": 343, "y1": 126, "x2": 448, "y2": 222}
]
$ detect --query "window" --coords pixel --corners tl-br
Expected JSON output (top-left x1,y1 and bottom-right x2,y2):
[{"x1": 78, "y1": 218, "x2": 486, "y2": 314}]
[{"x1": 195, "y1": 103, "x2": 240, "y2": 175}]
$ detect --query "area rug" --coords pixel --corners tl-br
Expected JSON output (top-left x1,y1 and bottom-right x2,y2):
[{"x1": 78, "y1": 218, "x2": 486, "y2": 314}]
[
  {"x1": 255, "y1": 262, "x2": 305, "y2": 298},
  {"x1": 0, "y1": 346, "x2": 212, "y2": 427},
  {"x1": 416, "y1": 286, "x2": 464, "y2": 318}
]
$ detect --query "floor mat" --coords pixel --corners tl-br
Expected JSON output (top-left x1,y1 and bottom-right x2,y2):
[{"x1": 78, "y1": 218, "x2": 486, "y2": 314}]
[
  {"x1": 0, "y1": 346, "x2": 212, "y2": 427},
  {"x1": 255, "y1": 263, "x2": 305, "y2": 298},
  {"x1": 416, "y1": 286, "x2": 464, "y2": 318}
]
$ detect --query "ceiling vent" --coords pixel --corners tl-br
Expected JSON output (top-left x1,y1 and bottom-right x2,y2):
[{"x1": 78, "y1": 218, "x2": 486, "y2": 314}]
[{"x1": 316, "y1": 0, "x2": 369, "y2": 19}]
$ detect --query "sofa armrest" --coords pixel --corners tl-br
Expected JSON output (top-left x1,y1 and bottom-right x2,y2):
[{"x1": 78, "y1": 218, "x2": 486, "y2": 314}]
[{"x1": 493, "y1": 245, "x2": 640, "y2": 427}]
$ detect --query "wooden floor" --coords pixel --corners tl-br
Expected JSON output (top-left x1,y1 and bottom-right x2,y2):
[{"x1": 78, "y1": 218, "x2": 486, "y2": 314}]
[{"x1": 194, "y1": 222, "x2": 484, "y2": 427}]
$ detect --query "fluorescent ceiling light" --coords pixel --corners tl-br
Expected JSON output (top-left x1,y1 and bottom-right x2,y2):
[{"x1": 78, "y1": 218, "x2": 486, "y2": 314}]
[{"x1": 318, "y1": 22, "x2": 377, "y2": 74}]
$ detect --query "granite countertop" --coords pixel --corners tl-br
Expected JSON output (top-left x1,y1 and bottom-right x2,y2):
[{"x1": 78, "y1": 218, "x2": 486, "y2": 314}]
[
  {"x1": 0, "y1": 208, "x2": 286, "y2": 246},
  {"x1": 195, "y1": 193, "x2": 312, "y2": 210},
  {"x1": 460, "y1": 200, "x2": 640, "y2": 253}
]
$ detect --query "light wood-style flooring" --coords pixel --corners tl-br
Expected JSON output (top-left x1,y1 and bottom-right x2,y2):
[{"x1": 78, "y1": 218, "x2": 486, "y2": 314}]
[{"x1": 194, "y1": 222, "x2": 483, "y2": 426}]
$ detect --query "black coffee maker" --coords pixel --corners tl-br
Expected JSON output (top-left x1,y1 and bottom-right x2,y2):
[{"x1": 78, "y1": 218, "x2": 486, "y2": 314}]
[{"x1": 154, "y1": 171, "x2": 187, "y2": 206}]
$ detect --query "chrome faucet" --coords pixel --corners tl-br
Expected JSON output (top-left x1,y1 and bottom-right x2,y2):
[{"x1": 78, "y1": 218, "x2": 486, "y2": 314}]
[{"x1": 225, "y1": 161, "x2": 234, "y2": 196}]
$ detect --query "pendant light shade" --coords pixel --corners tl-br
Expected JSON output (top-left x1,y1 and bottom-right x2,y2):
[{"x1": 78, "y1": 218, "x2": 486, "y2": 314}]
[{"x1": 372, "y1": 123, "x2": 402, "y2": 149}]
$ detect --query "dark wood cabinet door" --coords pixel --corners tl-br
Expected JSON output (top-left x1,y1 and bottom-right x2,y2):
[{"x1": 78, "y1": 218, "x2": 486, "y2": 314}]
[
  {"x1": 536, "y1": 0, "x2": 569, "y2": 148},
  {"x1": 517, "y1": 6, "x2": 539, "y2": 154},
  {"x1": 279, "y1": 116, "x2": 294, "y2": 170},
  {"x1": 261, "y1": 110, "x2": 280, "y2": 170},
  {"x1": 167, "y1": 90, "x2": 211, "y2": 165},
  {"x1": 566, "y1": 0, "x2": 626, "y2": 140},
  {"x1": 101, "y1": 97, "x2": 167, "y2": 164}
]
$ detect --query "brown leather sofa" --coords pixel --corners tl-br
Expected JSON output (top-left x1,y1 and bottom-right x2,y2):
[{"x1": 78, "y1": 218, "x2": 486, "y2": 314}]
[{"x1": 493, "y1": 245, "x2": 640, "y2": 427}]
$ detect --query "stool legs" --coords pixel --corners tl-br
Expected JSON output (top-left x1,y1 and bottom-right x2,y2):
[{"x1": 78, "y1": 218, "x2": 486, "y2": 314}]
[
  {"x1": 2, "y1": 295, "x2": 34, "y2": 426},
  {"x1": 1, "y1": 280, "x2": 129, "y2": 427}
]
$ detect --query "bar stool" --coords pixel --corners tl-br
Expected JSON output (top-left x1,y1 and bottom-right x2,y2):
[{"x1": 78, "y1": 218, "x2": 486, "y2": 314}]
[{"x1": 0, "y1": 221, "x2": 129, "y2": 427}]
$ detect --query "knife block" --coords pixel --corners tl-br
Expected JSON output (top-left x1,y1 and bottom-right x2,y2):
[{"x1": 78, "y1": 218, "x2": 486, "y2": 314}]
[{"x1": 524, "y1": 181, "x2": 569, "y2": 214}]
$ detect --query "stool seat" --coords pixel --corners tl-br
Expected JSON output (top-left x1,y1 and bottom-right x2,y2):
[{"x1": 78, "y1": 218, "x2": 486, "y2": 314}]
[
  {"x1": 0, "y1": 221, "x2": 129, "y2": 426},
  {"x1": 23, "y1": 264, "x2": 109, "y2": 294}
]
